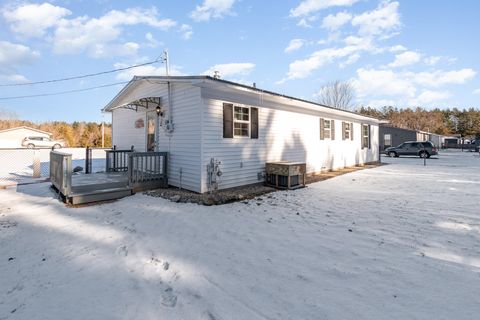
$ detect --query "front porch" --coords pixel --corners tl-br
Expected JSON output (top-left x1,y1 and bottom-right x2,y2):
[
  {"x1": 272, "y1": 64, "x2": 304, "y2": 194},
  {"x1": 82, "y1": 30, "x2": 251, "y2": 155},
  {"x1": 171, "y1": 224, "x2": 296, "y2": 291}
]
[{"x1": 50, "y1": 149, "x2": 168, "y2": 205}]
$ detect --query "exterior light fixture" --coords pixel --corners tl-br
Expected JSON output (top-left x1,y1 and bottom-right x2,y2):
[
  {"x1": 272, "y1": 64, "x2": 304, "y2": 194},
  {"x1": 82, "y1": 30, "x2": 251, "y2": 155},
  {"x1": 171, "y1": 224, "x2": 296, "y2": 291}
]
[{"x1": 155, "y1": 106, "x2": 163, "y2": 117}]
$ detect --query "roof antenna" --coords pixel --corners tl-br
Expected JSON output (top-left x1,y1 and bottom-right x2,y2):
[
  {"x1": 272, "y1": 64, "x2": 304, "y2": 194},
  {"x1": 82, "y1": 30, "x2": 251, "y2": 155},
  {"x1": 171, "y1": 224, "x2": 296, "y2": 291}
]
[
  {"x1": 213, "y1": 70, "x2": 220, "y2": 79},
  {"x1": 162, "y1": 50, "x2": 170, "y2": 76}
]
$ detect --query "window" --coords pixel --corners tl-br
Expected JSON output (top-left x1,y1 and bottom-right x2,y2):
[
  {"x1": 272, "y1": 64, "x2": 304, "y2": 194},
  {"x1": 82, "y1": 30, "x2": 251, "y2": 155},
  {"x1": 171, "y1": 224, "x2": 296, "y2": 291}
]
[
  {"x1": 324, "y1": 120, "x2": 331, "y2": 139},
  {"x1": 146, "y1": 111, "x2": 156, "y2": 151},
  {"x1": 343, "y1": 122, "x2": 352, "y2": 140},
  {"x1": 384, "y1": 134, "x2": 391, "y2": 147},
  {"x1": 362, "y1": 124, "x2": 370, "y2": 149},
  {"x1": 233, "y1": 106, "x2": 250, "y2": 137}
]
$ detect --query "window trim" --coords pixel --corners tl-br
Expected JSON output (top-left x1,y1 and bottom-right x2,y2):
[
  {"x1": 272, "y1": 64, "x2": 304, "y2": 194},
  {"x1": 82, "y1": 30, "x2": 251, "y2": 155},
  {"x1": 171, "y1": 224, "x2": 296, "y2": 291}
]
[
  {"x1": 323, "y1": 119, "x2": 332, "y2": 140},
  {"x1": 362, "y1": 124, "x2": 370, "y2": 149},
  {"x1": 344, "y1": 122, "x2": 351, "y2": 140},
  {"x1": 233, "y1": 105, "x2": 251, "y2": 138}
]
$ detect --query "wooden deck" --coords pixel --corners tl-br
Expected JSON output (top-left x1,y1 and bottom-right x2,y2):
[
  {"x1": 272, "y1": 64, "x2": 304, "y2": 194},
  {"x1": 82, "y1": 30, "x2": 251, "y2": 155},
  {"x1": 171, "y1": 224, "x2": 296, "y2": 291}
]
[
  {"x1": 50, "y1": 150, "x2": 168, "y2": 205},
  {"x1": 67, "y1": 172, "x2": 132, "y2": 205}
]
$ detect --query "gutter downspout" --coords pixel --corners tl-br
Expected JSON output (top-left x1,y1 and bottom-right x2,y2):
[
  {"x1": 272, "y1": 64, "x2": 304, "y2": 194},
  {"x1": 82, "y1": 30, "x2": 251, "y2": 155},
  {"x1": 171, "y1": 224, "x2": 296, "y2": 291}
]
[{"x1": 166, "y1": 81, "x2": 174, "y2": 134}]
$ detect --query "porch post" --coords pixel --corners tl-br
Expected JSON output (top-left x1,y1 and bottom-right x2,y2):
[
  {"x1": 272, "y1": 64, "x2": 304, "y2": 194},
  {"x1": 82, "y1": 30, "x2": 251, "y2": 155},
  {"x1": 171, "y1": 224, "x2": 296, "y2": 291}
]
[{"x1": 155, "y1": 113, "x2": 160, "y2": 152}]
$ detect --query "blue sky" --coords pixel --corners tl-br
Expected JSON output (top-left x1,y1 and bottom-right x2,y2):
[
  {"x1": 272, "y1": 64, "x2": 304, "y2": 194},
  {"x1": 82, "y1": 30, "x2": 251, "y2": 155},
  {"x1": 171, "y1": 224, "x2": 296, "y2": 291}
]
[{"x1": 0, "y1": 0, "x2": 479, "y2": 122}]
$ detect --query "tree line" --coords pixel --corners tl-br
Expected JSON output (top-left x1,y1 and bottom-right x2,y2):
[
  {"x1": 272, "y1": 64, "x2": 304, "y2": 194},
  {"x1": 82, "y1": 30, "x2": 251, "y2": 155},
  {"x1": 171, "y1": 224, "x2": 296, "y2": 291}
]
[
  {"x1": 357, "y1": 106, "x2": 480, "y2": 137},
  {"x1": 0, "y1": 119, "x2": 112, "y2": 148}
]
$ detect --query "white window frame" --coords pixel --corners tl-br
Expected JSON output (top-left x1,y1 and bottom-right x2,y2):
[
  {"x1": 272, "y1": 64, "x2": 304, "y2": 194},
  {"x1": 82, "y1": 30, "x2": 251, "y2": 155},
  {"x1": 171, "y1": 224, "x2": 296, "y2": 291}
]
[
  {"x1": 384, "y1": 133, "x2": 391, "y2": 146},
  {"x1": 233, "y1": 105, "x2": 250, "y2": 138},
  {"x1": 362, "y1": 124, "x2": 370, "y2": 149},
  {"x1": 344, "y1": 122, "x2": 351, "y2": 140},
  {"x1": 323, "y1": 119, "x2": 332, "y2": 140}
]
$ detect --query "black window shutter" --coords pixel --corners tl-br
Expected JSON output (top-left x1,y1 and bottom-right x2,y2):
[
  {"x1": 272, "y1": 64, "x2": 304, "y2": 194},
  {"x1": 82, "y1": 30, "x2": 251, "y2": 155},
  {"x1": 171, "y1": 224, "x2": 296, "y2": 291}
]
[
  {"x1": 342, "y1": 122, "x2": 346, "y2": 140},
  {"x1": 320, "y1": 118, "x2": 324, "y2": 140},
  {"x1": 350, "y1": 123, "x2": 354, "y2": 141},
  {"x1": 331, "y1": 120, "x2": 335, "y2": 140},
  {"x1": 251, "y1": 107, "x2": 258, "y2": 139},
  {"x1": 223, "y1": 103, "x2": 233, "y2": 138},
  {"x1": 361, "y1": 124, "x2": 365, "y2": 149}
]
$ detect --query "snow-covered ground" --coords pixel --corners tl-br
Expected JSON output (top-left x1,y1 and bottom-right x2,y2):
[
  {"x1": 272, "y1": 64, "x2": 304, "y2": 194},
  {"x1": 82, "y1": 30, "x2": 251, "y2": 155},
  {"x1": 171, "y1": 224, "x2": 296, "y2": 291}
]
[{"x1": 1, "y1": 150, "x2": 479, "y2": 319}]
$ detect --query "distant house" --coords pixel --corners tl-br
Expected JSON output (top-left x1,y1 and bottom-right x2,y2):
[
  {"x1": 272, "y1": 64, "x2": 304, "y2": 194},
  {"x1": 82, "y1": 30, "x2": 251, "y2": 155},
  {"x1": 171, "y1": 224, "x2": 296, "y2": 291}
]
[
  {"x1": 103, "y1": 76, "x2": 381, "y2": 193},
  {"x1": 0, "y1": 126, "x2": 52, "y2": 148},
  {"x1": 380, "y1": 124, "x2": 457, "y2": 149}
]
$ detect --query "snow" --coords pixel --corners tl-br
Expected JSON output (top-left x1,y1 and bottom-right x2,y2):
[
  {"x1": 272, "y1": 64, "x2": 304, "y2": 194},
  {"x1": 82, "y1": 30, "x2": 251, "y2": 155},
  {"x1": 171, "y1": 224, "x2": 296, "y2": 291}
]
[{"x1": 1, "y1": 150, "x2": 479, "y2": 319}]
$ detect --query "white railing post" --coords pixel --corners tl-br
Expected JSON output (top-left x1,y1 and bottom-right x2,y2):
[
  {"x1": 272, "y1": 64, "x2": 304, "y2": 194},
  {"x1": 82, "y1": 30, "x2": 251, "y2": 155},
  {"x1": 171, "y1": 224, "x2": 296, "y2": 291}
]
[{"x1": 32, "y1": 149, "x2": 41, "y2": 178}]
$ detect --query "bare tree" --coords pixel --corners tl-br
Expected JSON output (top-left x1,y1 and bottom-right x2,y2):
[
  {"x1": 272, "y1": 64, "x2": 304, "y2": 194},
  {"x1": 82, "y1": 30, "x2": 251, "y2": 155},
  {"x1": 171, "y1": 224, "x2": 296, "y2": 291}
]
[
  {"x1": 0, "y1": 107, "x2": 18, "y2": 120},
  {"x1": 317, "y1": 80, "x2": 355, "y2": 111}
]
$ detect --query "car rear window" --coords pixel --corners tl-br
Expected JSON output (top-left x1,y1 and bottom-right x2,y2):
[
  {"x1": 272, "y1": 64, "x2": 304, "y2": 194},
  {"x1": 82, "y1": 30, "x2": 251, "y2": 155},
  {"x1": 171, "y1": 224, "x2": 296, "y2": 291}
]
[{"x1": 422, "y1": 142, "x2": 434, "y2": 147}]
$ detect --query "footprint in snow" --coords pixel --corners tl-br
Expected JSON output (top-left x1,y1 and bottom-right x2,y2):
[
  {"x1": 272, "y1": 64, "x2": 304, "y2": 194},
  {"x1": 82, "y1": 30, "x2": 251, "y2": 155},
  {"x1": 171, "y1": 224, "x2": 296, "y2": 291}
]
[
  {"x1": 116, "y1": 245, "x2": 128, "y2": 257},
  {"x1": 160, "y1": 287, "x2": 177, "y2": 307}
]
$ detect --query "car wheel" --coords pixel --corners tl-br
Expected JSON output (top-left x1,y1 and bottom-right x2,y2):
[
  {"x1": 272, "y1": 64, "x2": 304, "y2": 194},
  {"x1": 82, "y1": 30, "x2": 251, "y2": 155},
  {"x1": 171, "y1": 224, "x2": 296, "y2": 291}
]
[
  {"x1": 388, "y1": 151, "x2": 396, "y2": 158},
  {"x1": 53, "y1": 144, "x2": 61, "y2": 149},
  {"x1": 419, "y1": 151, "x2": 429, "y2": 158},
  {"x1": 27, "y1": 143, "x2": 35, "y2": 149}
]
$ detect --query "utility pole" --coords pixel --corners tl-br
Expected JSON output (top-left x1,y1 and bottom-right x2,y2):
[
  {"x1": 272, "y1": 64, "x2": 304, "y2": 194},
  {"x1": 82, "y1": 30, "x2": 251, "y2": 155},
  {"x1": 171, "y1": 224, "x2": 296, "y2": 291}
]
[{"x1": 163, "y1": 50, "x2": 170, "y2": 76}]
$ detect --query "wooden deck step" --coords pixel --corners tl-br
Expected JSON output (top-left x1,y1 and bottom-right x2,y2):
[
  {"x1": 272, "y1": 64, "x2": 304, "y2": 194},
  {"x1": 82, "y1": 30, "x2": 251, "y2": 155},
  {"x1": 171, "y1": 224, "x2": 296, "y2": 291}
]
[{"x1": 68, "y1": 187, "x2": 133, "y2": 205}]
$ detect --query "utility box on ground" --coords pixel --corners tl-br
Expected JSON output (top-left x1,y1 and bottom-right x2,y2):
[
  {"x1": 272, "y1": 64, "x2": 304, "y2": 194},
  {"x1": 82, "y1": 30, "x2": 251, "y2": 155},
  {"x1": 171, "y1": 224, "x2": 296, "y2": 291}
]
[{"x1": 265, "y1": 162, "x2": 306, "y2": 190}]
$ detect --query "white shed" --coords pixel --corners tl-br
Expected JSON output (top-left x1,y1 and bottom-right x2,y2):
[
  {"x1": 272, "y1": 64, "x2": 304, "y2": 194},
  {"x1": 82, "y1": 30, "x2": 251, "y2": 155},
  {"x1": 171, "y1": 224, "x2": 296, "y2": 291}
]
[
  {"x1": 0, "y1": 126, "x2": 52, "y2": 148},
  {"x1": 103, "y1": 76, "x2": 381, "y2": 193}
]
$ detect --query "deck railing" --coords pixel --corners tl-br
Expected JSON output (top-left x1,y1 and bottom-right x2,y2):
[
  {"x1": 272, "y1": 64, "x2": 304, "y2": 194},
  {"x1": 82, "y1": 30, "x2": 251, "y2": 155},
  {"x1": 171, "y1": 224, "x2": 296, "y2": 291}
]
[
  {"x1": 105, "y1": 146, "x2": 134, "y2": 172},
  {"x1": 128, "y1": 152, "x2": 168, "y2": 191},
  {"x1": 50, "y1": 151, "x2": 72, "y2": 196}
]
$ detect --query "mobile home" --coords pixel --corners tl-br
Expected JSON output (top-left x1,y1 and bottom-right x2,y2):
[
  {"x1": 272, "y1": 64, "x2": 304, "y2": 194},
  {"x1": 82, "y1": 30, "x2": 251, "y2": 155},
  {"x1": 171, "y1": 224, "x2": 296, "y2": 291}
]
[{"x1": 103, "y1": 76, "x2": 381, "y2": 193}]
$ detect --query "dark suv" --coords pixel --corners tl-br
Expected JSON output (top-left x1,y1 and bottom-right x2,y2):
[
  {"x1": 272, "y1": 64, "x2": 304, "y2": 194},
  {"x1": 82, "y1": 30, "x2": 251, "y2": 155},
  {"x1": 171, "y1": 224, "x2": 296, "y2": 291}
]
[{"x1": 384, "y1": 141, "x2": 438, "y2": 158}]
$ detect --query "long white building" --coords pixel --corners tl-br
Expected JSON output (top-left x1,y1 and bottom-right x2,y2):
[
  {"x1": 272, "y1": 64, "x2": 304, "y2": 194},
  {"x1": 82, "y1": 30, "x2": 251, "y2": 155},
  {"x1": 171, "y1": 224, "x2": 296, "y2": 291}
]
[{"x1": 103, "y1": 76, "x2": 381, "y2": 193}]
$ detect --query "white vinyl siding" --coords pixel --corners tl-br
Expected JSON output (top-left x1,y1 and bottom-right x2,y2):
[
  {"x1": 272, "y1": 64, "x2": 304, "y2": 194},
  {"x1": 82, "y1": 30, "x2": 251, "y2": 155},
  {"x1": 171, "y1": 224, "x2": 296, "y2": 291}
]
[
  {"x1": 200, "y1": 87, "x2": 379, "y2": 193},
  {"x1": 111, "y1": 82, "x2": 202, "y2": 192}
]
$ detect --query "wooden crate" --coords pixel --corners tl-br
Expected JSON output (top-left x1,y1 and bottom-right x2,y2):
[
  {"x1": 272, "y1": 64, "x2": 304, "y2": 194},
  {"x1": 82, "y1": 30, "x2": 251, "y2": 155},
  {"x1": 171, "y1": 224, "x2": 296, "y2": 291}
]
[{"x1": 265, "y1": 162, "x2": 306, "y2": 190}]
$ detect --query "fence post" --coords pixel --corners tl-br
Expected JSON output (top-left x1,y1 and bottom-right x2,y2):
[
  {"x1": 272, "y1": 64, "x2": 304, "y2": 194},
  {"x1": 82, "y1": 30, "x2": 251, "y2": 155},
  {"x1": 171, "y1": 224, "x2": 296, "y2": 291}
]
[
  {"x1": 32, "y1": 149, "x2": 41, "y2": 178},
  {"x1": 85, "y1": 146, "x2": 91, "y2": 174}
]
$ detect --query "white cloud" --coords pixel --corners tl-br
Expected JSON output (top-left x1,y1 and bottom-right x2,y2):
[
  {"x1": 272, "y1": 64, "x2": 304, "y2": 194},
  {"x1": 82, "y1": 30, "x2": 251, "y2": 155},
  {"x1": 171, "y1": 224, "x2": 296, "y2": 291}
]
[
  {"x1": 145, "y1": 33, "x2": 159, "y2": 48},
  {"x1": 414, "y1": 90, "x2": 451, "y2": 105},
  {"x1": 2, "y1": 2, "x2": 71, "y2": 38},
  {"x1": 290, "y1": 0, "x2": 359, "y2": 17},
  {"x1": 351, "y1": 1, "x2": 400, "y2": 37},
  {"x1": 322, "y1": 11, "x2": 352, "y2": 30},
  {"x1": 285, "y1": 39, "x2": 305, "y2": 53},
  {"x1": 2, "y1": 4, "x2": 187, "y2": 58},
  {"x1": 389, "y1": 45, "x2": 407, "y2": 52},
  {"x1": 388, "y1": 51, "x2": 422, "y2": 68},
  {"x1": 473, "y1": 88, "x2": 480, "y2": 95},
  {"x1": 0, "y1": 41, "x2": 40, "y2": 67},
  {"x1": 352, "y1": 67, "x2": 476, "y2": 107},
  {"x1": 340, "y1": 53, "x2": 360, "y2": 68},
  {"x1": 190, "y1": 0, "x2": 236, "y2": 22},
  {"x1": 203, "y1": 63, "x2": 255, "y2": 78},
  {"x1": 51, "y1": 7, "x2": 176, "y2": 57},
  {"x1": 424, "y1": 56, "x2": 441, "y2": 66},
  {"x1": 353, "y1": 68, "x2": 417, "y2": 99},
  {"x1": 0, "y1": 41, "x2": 40, "y2": 83},
  {"x1": 280, "y1": 36, "x2": 379, "y2": 82},
  {"x1": 180, "y1": 24, "x2": 193, "y2": 40},
  {"x1": 411, "y1": 69, "x2": 476, "y2": 87}
]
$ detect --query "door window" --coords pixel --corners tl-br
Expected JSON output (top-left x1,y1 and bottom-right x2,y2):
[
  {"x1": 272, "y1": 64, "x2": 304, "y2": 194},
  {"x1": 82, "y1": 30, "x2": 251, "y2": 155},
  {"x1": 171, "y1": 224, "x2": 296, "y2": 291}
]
[{"x1": 146, "y1": 111, "x2": 156, "y2": 151}]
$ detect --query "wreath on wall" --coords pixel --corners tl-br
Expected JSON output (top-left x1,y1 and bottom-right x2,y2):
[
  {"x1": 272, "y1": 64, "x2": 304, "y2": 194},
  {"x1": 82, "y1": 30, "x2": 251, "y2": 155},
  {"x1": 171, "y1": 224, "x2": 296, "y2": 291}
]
[{"x1": 135, "y1": 118, "x2": 144, "y2": 129}]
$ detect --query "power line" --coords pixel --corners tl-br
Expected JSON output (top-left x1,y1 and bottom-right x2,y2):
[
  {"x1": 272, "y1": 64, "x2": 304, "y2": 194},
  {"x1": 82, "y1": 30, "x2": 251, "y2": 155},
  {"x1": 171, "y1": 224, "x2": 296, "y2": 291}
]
[
  {"x1": 0, "y1": 81, "x2": 129, "y2": 100},
  {"x1": 0, "y1": 59, "x2": 161, "y2": 87}
]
